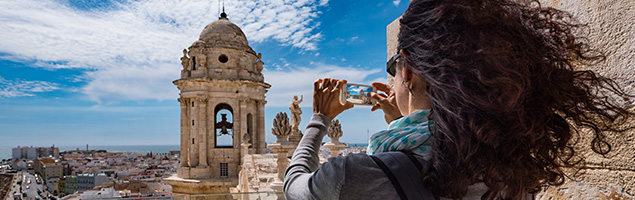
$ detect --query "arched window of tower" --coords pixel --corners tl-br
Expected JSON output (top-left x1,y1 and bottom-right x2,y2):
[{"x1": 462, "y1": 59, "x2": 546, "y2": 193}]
[
  {"x1": 214, "y1": 104, "x2": 234, "y2": 148},
  {"x1": 246, "y1": 113, "x2": 253, "y2": 143},
  {"x1": 191, "y1": 57, "x2": 196, "y2": 70}
]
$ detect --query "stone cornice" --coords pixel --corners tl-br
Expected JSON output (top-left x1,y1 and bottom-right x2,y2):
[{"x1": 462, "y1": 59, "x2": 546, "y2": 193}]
[{"x1": 173, "y1": 78, "x2": 271, "y2": 89}]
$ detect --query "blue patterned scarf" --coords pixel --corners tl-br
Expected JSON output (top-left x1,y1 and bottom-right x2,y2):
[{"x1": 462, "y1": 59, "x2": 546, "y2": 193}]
[{"x1": 367, "y1": 109, "x2": 433, "y2": 159}]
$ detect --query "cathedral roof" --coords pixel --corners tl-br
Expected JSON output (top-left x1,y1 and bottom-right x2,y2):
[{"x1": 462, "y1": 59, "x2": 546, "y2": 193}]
[{"x1": 191, "y1": 13, "x2": 254, "y2": 54}]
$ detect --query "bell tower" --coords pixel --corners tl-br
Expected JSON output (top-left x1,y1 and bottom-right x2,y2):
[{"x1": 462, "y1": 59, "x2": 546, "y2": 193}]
[{"x1": 166, "y1": 11, "x2": 270, "y2": 195}]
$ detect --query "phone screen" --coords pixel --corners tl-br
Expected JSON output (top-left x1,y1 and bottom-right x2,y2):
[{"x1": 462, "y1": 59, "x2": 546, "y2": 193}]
[{"x1": 340, "y1": 83, "x2": 377, "y2": 106}]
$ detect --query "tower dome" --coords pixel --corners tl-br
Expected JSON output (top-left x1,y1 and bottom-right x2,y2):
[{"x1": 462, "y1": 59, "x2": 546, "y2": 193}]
[
  {"x1": 176, "y1": 12, "x2": 266, "y2": 82},
  {"x1": 191, "y1": 14, "x2": 255, "y2": 54}
]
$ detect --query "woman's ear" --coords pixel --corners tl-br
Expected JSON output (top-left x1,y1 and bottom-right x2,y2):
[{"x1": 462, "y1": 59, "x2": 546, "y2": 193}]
[
  {"x1": 402, "y1": 65, "x2": 414, "y2": 83},
  {"x1": 398, "y1": 49, "x2": 414, "y2": 83}
]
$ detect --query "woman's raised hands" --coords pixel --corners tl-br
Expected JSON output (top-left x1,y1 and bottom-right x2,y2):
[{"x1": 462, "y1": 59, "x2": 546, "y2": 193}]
[
  {"x1": 313, "y1": 78, "x2": 354, "y2": 120},
  {"x1": 368, "y1": 82, "x2": 403, "y2": 124}
]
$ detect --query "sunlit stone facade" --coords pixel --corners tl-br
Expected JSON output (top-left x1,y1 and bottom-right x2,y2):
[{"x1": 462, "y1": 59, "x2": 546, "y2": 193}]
[{"x1": 165, "y1": 12, "x2": 270, "y2": 196}]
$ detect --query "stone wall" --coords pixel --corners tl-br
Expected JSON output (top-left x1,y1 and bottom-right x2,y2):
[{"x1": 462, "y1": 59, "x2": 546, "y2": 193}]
[
  {"x1": 387, "y1": 0, "x2": 635, "y2": 198},
  {"x1": 537, "y1": 0, "x2": 635, "y2": 197}
]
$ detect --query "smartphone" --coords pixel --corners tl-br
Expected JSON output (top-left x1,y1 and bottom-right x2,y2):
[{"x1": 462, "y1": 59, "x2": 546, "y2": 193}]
[{"x1": 340, "y1": 83, "x2": 377, "y2": 106}]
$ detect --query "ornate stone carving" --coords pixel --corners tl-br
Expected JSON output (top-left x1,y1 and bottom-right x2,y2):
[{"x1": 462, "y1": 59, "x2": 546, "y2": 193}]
[
  {"x1": 198, "y1": 54, "x2": 208, "y2": 76},
  {"x1": 181, "y1": 49, "x2": 191, "y2": 78},
  {"x1": 239, "y1": 55, "x2": 249, "y2": 71},
  {"x1": 239, "y1": 69, "x2": 250, "y2": 79},
  {"x1": 255, "y1": 54, "x2": 264, "y2": 74},
  {"x1": 198, "y1": 54, "x2": 207, "y2": 68},
  {"x1": 289, "y1": 95, "x2": 303, "y2": 133},
  {"x1": 324, "y1": 119, "x2": 346, "y2": 157},
  {"x1": 241, "y1": 132, "x2": 250, "y2": 143},
  {"x1": 272, "y1": 112, "x2": 291, "y2": 143},
  {"x1": 327, "y1": 119, "x2": 343, "y2": 145},
  {"x1": 194, "y1": 97, "x2": 208, "y2": 103}
]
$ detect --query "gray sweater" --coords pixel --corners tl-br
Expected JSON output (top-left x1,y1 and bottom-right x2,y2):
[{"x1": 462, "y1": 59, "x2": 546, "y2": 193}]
[
  {"x1": 283, "y1": 114, "x2": 534, "y2": 200},
  {"x1": 284, "y1": 114, "x2": 402, "y2": 200}
]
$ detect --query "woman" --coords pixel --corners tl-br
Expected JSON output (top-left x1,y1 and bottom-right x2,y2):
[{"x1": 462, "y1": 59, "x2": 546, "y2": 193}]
[{"x1": 284, "y1": 0, "x2": 634, "y2": 199}]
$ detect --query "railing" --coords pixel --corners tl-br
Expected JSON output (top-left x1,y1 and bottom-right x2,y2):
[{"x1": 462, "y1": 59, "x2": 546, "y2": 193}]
[
  {"x1": 191, "y1": 192, "x2": 284, "y2": 200},
  {"x1": 94, "y1": 192, "x2": 285, "y2": 200},
  {"x1": 97, "y1": 196, "x2": 186, "y2": 200}
]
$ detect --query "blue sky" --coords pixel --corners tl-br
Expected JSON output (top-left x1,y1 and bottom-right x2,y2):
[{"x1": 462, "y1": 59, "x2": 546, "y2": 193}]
[
  {"x1": 347, "y1": 85, "x2": 374, "y2": 96},
  {"x1": 0, "y1": 0, "x2": 409, "y2": 147}
]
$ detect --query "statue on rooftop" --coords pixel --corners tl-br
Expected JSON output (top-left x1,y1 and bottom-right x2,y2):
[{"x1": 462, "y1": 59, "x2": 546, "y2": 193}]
[
  {"x1": 272, "y1": 112, "x2": 292, "y2": 143},
  {"x1": 289, "y1": 95, "x2": 303, "y2": 133},
  {"x1": 327, "y1": 119, "x2": 343, "y2": 145},
  {"x1": 180, "y1": 49, "x2": 191, "y2": 78}
]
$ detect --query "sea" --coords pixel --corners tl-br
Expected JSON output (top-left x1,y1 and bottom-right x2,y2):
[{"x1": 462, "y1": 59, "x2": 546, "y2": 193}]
[
  {"x1": 0, "y1": 143, "x2": 369, "y2": 160},
  {"x1": 0, "y1": 145, "x2": 180, "y2": 160}
]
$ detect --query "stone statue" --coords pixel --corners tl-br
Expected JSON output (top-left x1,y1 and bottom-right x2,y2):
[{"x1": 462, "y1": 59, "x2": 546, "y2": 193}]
[
  {"x1": 324, "y1": 119, "x2": 346, "y2": 157},
  {"x1": 255, "y1": 53, "x2": 264, "y2": 74},
  {"x1": 327, "y1": 119, "x2": 343, "y2": 144},
  {"x1": 241, "y1": 132, "x2": 250, "y2": 143},
  {"x1": 272, "y1": 112, "x2": 292, "y2": 143},
  {"x1": 180, "y1": 49, "x2": 191, "y2": 78},
  {"x1": 289, "y1": 95, "x2": 303, "y2": 133}
]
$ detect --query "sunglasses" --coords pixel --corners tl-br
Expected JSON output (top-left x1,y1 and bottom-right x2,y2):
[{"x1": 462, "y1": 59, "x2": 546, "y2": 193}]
[{"x1": 386, "y1": 53, "x2": 400, "y2": 76}]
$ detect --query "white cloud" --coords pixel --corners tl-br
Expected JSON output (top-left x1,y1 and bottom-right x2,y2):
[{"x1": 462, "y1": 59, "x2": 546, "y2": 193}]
[
  {"x1": 347, "y1": 85, "x2": 372, "y2": 95},
  {"x1": 393, "y1": 0, "x2": 401, "y2": 7},
  {"x1": 263, "y1": 63, "x2": 381, "y2": 107},
  {"x1": 0, "y1": 76, "x2": 60, "y2": 97},
  {"x1": 0, "y1": 0, "x2": 327, "y2": 102}
]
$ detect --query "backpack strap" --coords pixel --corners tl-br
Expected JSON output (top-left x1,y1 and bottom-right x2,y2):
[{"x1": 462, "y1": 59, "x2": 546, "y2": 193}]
[{"x1": 370, "y1": 151, "x2": 438, "y2": 200}]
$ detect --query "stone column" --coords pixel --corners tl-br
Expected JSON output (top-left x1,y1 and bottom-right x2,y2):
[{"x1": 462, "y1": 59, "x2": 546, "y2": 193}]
[
  {"x1": 239, "y1": 99, "x2": 249, "y2": 157},
  {"x1": 268, "y1": 143, "x2": 294, "y2": 191},
  {"x1": 269, "y1": 112, "x2": 295, "y2": 191},
  {"x1": 178, "y1": 98, "x2": 189, "y2": 167},
  {"x1": 258, "y1": 100, "x2": 267, "y2": 153},
  {"x1": 189, "y1": 98, "x2": 198, "y2": 167},
  {"x1": 240, "y1": 143, "x2": 251, "y2": 163},
  {"x1": 197, "y1": 97, "x2": 208, "y2": 167},
  {"x1": 240, "y1": 99, "x2": 248, "y2": 149},
  {"x1": 323, "y1": 143, "x2": 346, "y2": 157}
]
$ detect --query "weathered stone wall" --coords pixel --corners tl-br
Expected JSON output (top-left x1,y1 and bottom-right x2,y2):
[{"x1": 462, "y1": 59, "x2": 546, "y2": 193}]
[
  {"x1": 387, "y1": 0, "x2": 635, "y2": 198},
  {"x1": 538, "y1": 0, "x2": 635, "y2": 198}
]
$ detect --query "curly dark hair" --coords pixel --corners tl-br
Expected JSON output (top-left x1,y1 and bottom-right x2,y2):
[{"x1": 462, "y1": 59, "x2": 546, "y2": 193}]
[{"x1": 398, "y1": 0, "x2": 634, "y2": 199}]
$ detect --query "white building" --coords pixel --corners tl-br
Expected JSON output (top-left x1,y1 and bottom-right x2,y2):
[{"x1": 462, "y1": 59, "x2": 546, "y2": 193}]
[
  {"x1": 77, "y1": 187, "x2": 122, "y2": 199},
  {"x1": 12, "y1": 146, "x2": 37, "y2": 160},
  {"x1": 12, "y1": 146, "x2": 59, "y2": 159},
  {"x1": 12, "y1": 159, "x2": 27, "y2": 170},
  {"x1": 77, "y1": 173, "x2": 110, "y2": 191}
]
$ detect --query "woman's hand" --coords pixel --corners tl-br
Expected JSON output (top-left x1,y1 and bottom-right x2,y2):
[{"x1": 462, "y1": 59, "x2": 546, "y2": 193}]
[
  {"x1": 369, "y1": 82, "x2": 403, "y2": 124},
  {"x1": 313, "y1": 78, "x2": 354, "y2": 120}
]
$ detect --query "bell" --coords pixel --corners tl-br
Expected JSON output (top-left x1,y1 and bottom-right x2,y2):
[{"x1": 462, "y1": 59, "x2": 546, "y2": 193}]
[{"x1": 220, "y1": 125, "x2": 228, "y2": 135}]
